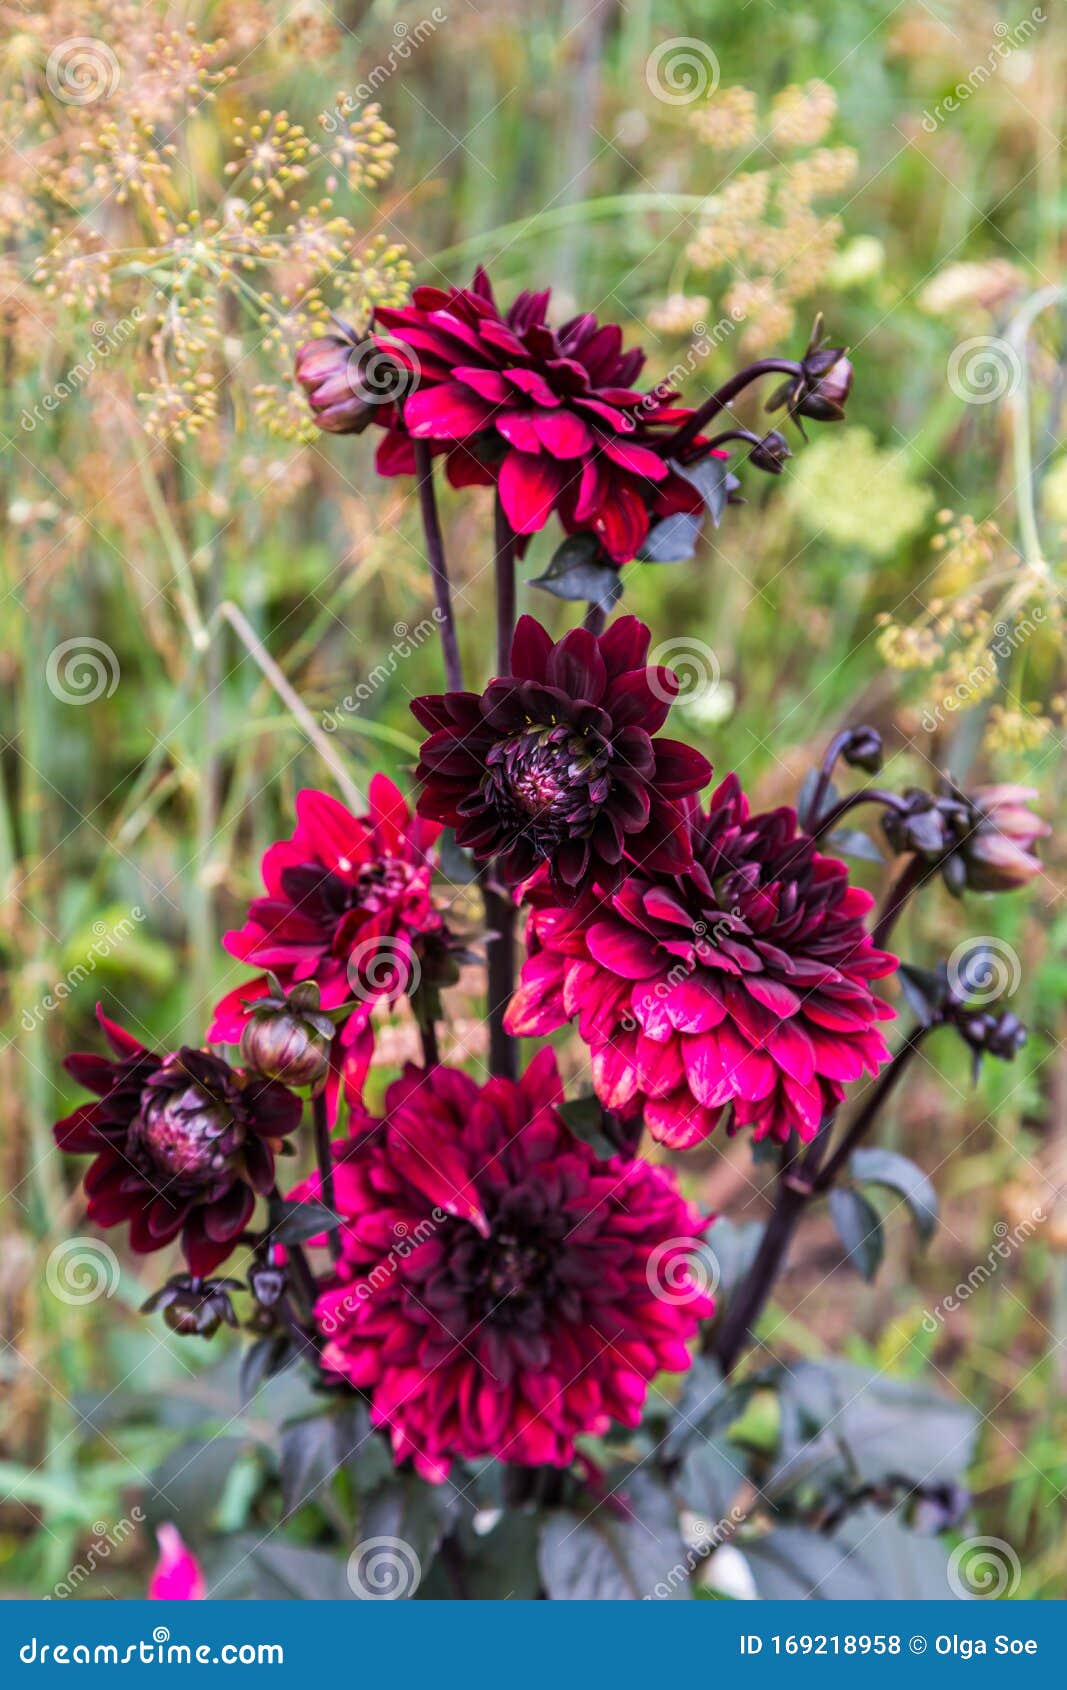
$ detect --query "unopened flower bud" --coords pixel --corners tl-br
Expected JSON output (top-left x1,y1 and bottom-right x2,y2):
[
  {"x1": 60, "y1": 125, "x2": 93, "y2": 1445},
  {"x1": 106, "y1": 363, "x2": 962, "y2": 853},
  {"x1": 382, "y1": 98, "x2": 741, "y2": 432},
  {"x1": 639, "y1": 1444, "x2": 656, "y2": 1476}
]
[
  {"x1": 840, "y1": 725, "x2": 883, "y2": 775},
  {"x1": 241, "y1": 1012, "x2": 331, "y2": 1088},
  {"x1": 142, "y1": 1274, "x2": 241, "y2": 1339},
  {"x1": 248, "y1": 1258, "x2": 287, "y2": 1309},
  {"x1": 748, "y1": 430, "x2": 792, "y2": 474}
]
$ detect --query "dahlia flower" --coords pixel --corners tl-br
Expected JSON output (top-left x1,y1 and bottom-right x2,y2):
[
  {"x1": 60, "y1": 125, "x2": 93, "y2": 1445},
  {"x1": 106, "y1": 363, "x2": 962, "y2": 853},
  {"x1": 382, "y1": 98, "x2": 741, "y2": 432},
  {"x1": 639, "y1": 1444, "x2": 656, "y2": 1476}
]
[
  {"x1": 149, "y1": 1525, "x2": 206, "y2": 1601},
  {"x1": 54, "y1": 1009, "x2": 301, "y2": 1274},
  {"x1": 209, "y1": 776, "x2": 442, "y2": 1102},
  {"x1": 506, "y1": 775, "x2": 897, "y2": 1147},
  {"x1": 364, "y1": 267, "x2": 718, "y2": 564},
  {"x1": 287, "y1": 1051, "x2": 712, "y2": 1482},
  {"x1": 411, "y1": 614, "x2": 711, "y2": 900},
  {"x1": 882, "y1": 781, "x2": 1049, "y2": 896}
]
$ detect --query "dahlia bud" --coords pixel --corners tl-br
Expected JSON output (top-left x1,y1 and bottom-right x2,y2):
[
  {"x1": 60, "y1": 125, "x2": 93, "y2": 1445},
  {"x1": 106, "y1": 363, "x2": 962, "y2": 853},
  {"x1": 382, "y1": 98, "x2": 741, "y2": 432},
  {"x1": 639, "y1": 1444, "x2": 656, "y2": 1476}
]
[
  {"x1": 240, "y1": 977, "x2": 335, "y2": 1089},
  {"x1": 767, "y1": 314, "x2": 852, "y2": 426},
  {"x1": 295, "y1": 331, "x2": 384, "y2": 435},
  {"x1": 960, "y1": 785, "x2": 1049, "y2": 893},
  {"x1": 840, "y1": 725, "x2": 883, "y2": 775},
  {"x1": 136, "y1": 1057, "x2": 238, "y2": 1185},
  {"x1": 953, "y1": 1007, "x2": 1027, "y2": 1066},
  {"x1": 795, "y1": 346, "x2": 853, "y2": 422},
  {"x1": 248, "y1": 1257, "x2": 287, "y2": 1310},
  {"x1": 881, "y1": 790, "x2": 957, "y2": 860},
  {"x1": 748, "y1": 429, "x2": 792, "y2": 474},
  {"x1": 142, "y1": 1275, "x2": 241, "y2": 1339}
]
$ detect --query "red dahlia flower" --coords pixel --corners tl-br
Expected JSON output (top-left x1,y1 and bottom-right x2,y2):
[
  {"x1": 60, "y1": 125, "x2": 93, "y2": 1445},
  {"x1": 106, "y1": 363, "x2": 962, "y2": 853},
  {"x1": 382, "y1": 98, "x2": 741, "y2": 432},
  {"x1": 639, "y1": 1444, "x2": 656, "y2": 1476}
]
[
  {"x1": 506, "y1": 775, "x2": 897, "y2": 1148},
  {"x1": 209, "y1": 776, "x2": 442, "y2": 1104},
  {"x1": 287, "y1": 1050, "x2": 712, "y2": 1482},
  {"x1": 411, "y1": 615, "x2": 711, "y2": 900},
  {"x1": 365, "y1": 267, "x2": 716, "y2": 564},
  {"x1": 54, "y1": 1008, "x2": 301, "y2": 1274}
]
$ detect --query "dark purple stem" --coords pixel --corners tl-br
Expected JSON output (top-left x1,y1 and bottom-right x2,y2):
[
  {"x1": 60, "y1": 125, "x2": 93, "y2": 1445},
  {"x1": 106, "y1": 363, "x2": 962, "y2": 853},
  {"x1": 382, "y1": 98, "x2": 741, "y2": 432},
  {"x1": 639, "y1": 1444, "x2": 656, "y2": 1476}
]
[
  {"x1": 414, "y1": 440, "x2": 463, "y2": 693},
  {"x1": 813, "y1": 1025, "x2": 931, "y2": 1193},
  {"x1": 312, "y1": 1090, "x2": 341, "y2": 1262},
  {"x1": 872, "y1": 856, "x2": 935, "y2": 950},
  {"x1": 583, "y1": 602, "x2": 606, "y2": 634},
  {"x1": 494, "y1": 496, "x2": 518, "y2": 677},
  {"x1": 809, "y1": 787, "x2": 910, "y2": 841},
  {"x1": 669, "y1": 359, "x2": 800, "y2": 457},
  {"x1": 483, "y1": 496, "x2": 519, "y2": 1081}
]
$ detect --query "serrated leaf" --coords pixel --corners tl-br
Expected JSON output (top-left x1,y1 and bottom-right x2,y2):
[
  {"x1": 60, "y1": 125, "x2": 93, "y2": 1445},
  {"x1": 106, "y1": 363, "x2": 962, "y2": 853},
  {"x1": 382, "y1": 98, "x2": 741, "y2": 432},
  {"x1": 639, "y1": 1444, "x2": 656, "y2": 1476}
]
[
  {"x1": 828, "y1": 1186, "x2": 884, "y2": 1281},
  {"x1": 850, "y1": 1146, "x2": 938, "y2": 1245},
  {"x1": 638, "y1": 509, "x2": 704, "y2": 562},
  {"x1": 269, "y1": 1198, "x2": 341, "y2": 1245}
]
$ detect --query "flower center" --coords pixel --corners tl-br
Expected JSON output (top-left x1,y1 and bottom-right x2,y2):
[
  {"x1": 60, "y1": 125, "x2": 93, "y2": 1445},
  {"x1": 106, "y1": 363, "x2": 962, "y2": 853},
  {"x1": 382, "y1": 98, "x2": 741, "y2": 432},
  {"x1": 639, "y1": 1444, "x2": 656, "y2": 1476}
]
[
  {"x1": 487, "y1": 725, "x2": 610, "y2": 841},
  {"x1": 137, "y1": 1084, "x2": 236, "y2": 1186}
]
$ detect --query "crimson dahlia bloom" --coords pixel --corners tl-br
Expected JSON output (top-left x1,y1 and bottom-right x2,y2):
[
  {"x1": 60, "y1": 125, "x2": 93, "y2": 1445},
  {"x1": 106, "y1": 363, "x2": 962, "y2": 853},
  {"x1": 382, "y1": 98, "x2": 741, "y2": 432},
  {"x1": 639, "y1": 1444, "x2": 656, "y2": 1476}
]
[
  {"x1": 368, "y1": 267, "x2": 715, "y2": 564},
  {"x1": 411, "y1": 615, "x2": 711, "y2": 900},
  {"x1": 287, "y1": 1050, "x2": 711, "y2": 1483},
  {"x1": 54, "y1": 1009, "x2": 300, "y2": 1274},
  {"x1": 506, "y1": 775, "x2": 897, "y2": 1147},
  {"x1": 209, "y1": 776, "x2": 442, "y2": 1104}
]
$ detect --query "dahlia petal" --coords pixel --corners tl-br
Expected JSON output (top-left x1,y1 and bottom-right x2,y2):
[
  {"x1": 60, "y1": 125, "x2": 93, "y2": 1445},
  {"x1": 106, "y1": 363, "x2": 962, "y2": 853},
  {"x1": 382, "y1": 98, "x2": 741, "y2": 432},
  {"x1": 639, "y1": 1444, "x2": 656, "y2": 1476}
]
[
  {"x1": 665, "y1": 974, "x2": 728, "y2": 1033},
  {"x1": 586, "y1": 918, "x2": 661, "y2": 980},
  {"x1": 498, "y1": 450, "x2": 566, "y2": 534},
  {"x1": 405, "y1": 381, "x2": 496, "y2": 440}
]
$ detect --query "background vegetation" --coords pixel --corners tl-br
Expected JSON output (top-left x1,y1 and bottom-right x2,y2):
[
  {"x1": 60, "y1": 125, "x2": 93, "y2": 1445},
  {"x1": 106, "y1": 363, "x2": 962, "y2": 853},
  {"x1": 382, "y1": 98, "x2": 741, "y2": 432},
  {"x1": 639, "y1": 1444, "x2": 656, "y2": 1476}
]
[{"x1": 1, "y1": 0, "x2": 1064, "y2": 1597}]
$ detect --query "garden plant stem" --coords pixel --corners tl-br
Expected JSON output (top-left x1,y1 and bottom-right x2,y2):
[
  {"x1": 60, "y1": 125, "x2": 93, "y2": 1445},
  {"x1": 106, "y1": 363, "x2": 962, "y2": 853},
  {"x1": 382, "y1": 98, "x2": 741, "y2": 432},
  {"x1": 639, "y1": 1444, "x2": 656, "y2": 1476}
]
[
  {"x1": 414, "y1": 441, "x2": 463, "y2": 693},
  {"x1": 312, "y1": 1090, "x2": 342, "y2": 1262}
]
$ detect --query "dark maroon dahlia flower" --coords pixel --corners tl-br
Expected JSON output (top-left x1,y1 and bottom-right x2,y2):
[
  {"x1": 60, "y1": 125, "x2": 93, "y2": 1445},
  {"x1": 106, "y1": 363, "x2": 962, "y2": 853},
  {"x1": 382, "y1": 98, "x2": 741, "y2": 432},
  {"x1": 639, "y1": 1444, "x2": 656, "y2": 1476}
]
[
  {"x1": 362, "y1": 267, "x2": 718, "y2": 565},
  {"x1": 286, "y1": 1050, "x2": 712, "y2": 1483},
  {"x1": 411, "y1": 614, "x2": 712, "y2": 900},
  {"x1": 54, "y1": 1008, "x2": 301, "y2": 1274},
  {"x1": 506, "y1": 775, "x2": 897, "y2": 1148},
  {"x1": 209, "y1": 776, "x2": 442, "y2": 1107}
]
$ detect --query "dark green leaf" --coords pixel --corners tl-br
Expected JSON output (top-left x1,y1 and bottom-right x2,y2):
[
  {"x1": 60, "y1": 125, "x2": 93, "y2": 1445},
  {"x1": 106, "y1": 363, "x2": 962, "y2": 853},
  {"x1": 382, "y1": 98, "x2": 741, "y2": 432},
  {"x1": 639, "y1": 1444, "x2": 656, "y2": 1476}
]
[
  {"x1": 828, "y1": 1186, "x2": 884, "y2": 1281},
  {"x1": 437, "y1": 828, "x2": 479, "y2": 885},
  {"x1": 240, "y1": 1333, "x2": 298, "y2": 1408},
  {"x1": 704, "y1": 1216, "x2": 763, "y2": 1302},
  {"x1": 850, "y1": 1146, "x2": 938, "y2": 1244},
  {"x1": 663, "y1": 1357, "x2": 745, "y2": 1459},
  {"x1": 898, "y1": 962, "x2": 947, "y2": 1028},
  {"x1": 420, "y1": 1513, "x2": 541, "y2": 1600},
  {"x1": 744, "y1": 1525, "x2": 878, "y2": 1599},
  {"x1": 538, "y1": 1471, "x2": 689, "y2": 1600},
  {"x1": 279, "y1": 1412, "x2": 344, "y2": 1519},
  {"x1": 826, "y1": 826, "x2": 885, "y2": 864},
  {"x1": 679, "y1": 1438, "x2": 747, "y2": 1524},
  {"x1": 357, "y1": 1473, "x2": 460, "y2": 1583},
  {"x1": 269, "y1": 1198, "x2": 341, "y2": 1244},
  {"x1": 206, "y1": 1536, "x2": 356, "y2": 1600},
  {"x1": 557, "y1": 1094, "x2": 618, "y2": 1157},
  {"x1": 146, "y1": 1436, "x2": 249, "y2": 1532},
  {"x1": 638, "y1": 509, "x2": 704, "y2": 562},
  {"x1": 669, "y1": 454, "x2": 733, "y2": 526},
  {"x1": 530, "y1": 534, "x2": 623, "y2": 610}
]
